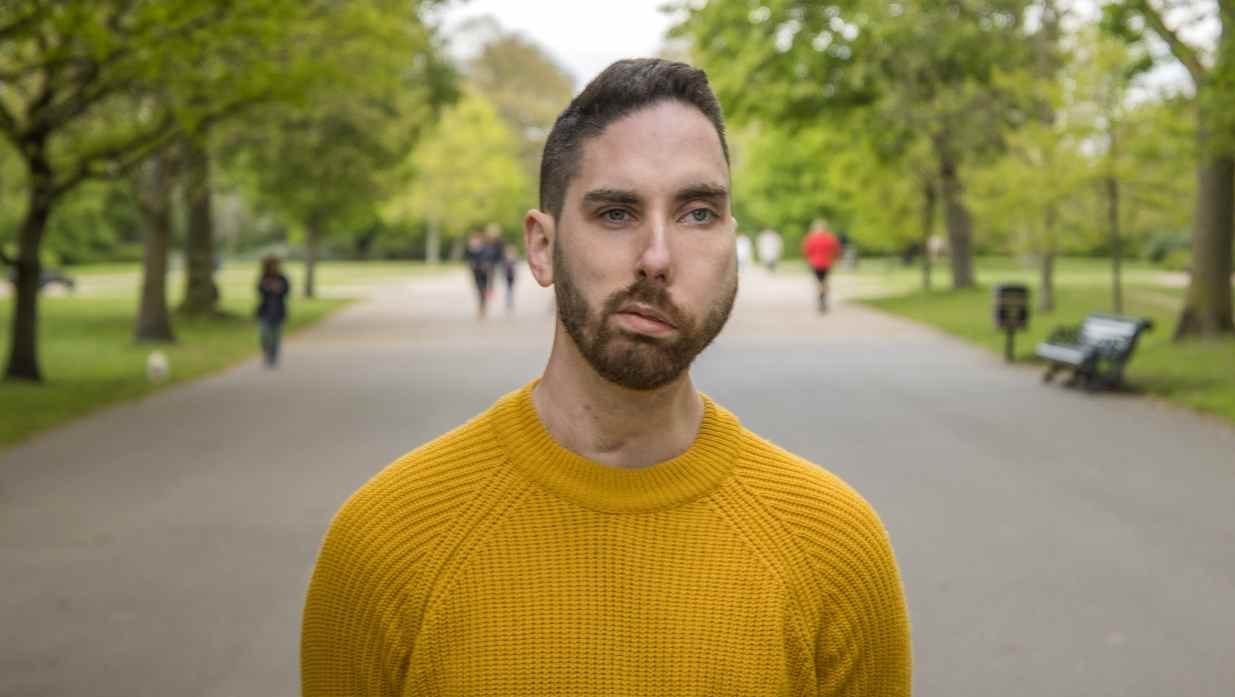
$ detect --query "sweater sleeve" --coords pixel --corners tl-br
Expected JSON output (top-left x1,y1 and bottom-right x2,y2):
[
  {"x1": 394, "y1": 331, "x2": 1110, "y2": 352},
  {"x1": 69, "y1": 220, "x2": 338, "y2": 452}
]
[
  {"x1": 301, "y1": 494, "x2": 413, "y2": 697},
  {"x1": 814, "y1": 499, "x2": 912, "y2": 697}
]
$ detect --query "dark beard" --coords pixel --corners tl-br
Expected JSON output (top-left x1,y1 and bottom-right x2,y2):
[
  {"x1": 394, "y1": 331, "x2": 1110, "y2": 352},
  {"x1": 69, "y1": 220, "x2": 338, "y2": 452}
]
[{"x1": 553, "y1": 239, "x2": 737, "y2": 390}]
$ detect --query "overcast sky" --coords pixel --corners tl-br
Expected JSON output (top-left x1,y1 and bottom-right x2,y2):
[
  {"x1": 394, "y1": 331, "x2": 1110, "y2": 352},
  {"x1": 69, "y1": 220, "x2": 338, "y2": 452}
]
[
  {"x1": 437, "y1": 0, "x2": 680, "y2": 88},
  {"x1": 435, "y1": 0, "x2": 1202, "y2": 99}
]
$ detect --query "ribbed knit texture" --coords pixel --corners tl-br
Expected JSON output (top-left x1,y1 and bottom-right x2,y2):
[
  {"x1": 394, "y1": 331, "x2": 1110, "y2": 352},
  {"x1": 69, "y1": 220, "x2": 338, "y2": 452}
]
[{"x1": 302, "y1": 382, "x2": 911, "y2": 696}]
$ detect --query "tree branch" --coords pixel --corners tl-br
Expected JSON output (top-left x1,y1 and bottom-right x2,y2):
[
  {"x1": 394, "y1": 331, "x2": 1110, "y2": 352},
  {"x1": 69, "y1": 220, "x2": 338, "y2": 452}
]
[
  {"x1": 53, "y1": 115, "x2": 179, "y2": 196},
  {"x1": 1135, "y1": 0, "x2": 1207, "y2": 84},
  {"x1": 26, "y1": 3, "x2": 236, "y2": 134},
  {"x1": 0, "y1": 6, "x2": 45, "y2": 42}
]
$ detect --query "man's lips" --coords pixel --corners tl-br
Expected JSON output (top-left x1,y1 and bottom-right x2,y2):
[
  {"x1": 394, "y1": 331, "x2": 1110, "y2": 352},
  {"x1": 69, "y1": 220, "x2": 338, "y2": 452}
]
[{"x1": 616, "y1": 303, "x2": 676, "y2": 329}]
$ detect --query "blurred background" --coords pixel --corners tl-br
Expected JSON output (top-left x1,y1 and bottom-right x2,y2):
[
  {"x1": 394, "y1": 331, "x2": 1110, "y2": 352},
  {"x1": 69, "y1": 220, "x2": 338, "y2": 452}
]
[{"x1": 1, "y1": 1, "x2": 1233, "y2": 696}]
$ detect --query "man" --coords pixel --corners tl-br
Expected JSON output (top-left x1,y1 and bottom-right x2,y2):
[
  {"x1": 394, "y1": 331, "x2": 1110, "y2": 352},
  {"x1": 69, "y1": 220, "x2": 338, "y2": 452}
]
[
  {"x1": 301, "y1": 59, "x2": 910, "y2": 696},
  {"x1": 803, "y1": 219, "x2": 842, "y2": 312},
  {"x1": 482, "y1": 222, "x2": 506, "y2": 306},
  {"x1": 462, "y1": 229, "x2": 491, "y2": 317}
]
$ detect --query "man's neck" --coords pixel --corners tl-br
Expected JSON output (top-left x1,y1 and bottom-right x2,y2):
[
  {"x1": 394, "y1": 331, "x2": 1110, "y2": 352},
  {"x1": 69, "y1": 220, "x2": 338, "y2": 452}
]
[{"x1": 532, "y1": 329, "x2": 704, "y2": 470}]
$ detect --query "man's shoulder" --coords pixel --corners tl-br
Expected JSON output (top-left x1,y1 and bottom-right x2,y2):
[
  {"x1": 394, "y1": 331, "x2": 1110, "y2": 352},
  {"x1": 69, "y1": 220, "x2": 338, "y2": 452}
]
[
  {"x1": 328, "y1": 412, "x2": 505, "y2": 541},
  {"x1": 734, "y1": 429, "x2": 891, "y2": 560}
]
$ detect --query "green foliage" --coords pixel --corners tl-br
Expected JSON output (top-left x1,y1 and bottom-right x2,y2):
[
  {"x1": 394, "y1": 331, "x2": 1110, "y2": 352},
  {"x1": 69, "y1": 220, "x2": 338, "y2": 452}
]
[
  {"x1": 731, "y1": 124, "x2": 842, "y2": 252},
  {"x1": 464, "y1": 22, "x2": 576, "y2": 181},
  {"x1": 1144, "y1": 230, "x2": 1191, "y2": 263},
  {"x1": 384, "y1": 88, "x2": 531, "y2": 240},
  {"x1": 212, "y1": 1, "x2": 457, "y2": 255},
  {"x1": 43, "y1": 180, "x2": 143, "y2": 265},
  {"x1": 672, "y1": 0, "x2": 1049, "y2": 278}
]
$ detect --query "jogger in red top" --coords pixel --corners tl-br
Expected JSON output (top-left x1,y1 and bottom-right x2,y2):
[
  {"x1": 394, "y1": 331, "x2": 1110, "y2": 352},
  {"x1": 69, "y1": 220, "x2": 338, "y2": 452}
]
[{"x1": 802, "y1": 219, "x2": 841, "y2": 312}]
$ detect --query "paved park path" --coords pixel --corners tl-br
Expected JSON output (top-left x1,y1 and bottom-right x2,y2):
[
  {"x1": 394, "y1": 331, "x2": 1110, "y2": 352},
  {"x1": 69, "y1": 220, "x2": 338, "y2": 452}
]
[{"x1": 3, "y1": 265, "x2": 1233, "y2": 697}]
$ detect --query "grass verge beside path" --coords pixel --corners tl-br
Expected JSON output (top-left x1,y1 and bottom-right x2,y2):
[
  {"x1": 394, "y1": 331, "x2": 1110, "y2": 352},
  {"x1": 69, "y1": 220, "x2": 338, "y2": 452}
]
[
  {"x1": 0, "y1": 294, "x2": 349, "y2": 449},
  {"x1": 0, "y1": 260, "x2": 446, "y2": 450},
  {"x1": 861, "y1": 282, "x2": 1235, "y2": 425}
]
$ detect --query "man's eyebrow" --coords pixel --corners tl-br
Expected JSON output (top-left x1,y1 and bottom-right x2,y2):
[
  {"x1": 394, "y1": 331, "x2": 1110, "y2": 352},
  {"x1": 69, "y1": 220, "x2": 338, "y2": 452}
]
[
  {"x1": 582, "y1": 189, "x2": 641, "y2": 206},
  {"x1": 675, "y1": 183, "x2": 729, "y2": 203}
]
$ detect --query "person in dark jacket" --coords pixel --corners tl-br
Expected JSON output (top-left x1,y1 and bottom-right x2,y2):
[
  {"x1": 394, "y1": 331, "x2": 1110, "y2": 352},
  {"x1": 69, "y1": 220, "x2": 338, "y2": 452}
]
[
  {"x1": 256, "y1": 255, "x2": 291, "y2": 367},
  {"x1": 463, "y1": 230, "x2": 491, "y2": 317}
]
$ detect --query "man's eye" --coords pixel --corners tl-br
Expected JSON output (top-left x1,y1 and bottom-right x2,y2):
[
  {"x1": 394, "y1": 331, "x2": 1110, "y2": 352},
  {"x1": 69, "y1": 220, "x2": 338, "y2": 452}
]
[
  {"x1": 602, "y1": 209, "x2": 631, "y2": 223},
  {"x1": 686, "y1": 208, "x2": 716, "y2": 223}
]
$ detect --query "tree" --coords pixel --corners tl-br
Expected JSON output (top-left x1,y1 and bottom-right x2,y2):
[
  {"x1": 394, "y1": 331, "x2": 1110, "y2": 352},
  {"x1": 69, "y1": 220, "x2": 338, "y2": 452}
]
[
  {"x1": 383, "y1": 89, "x2": 530, "y2": 261},
  {"x1": 1106, "y1": 0, "x2": 1235, "y2": 338},
  {"x1": 464, "y1": 23, "x2": 576, "y2": 182},
  {"x1": 231, "y1": 63, "x2": 455, "y2": 295},
  {"x1": 1068, "y1": 27, "x2": 1156, "y2": 313},
  {"x1": 970, "y1": 116, "x2": 1093, "y2": 310},
  {"x1": 729, "y1": 123, "x2": 851, "y2": 253},
  {"x1": 178, "y1": 138, "x2": 219, "y2": 313},
  {"x1": 672, "y1": 0, "x2": 1043, "y2": 289},
  {"x1": 132, "y1": 146, "x2": 177, "y2": 342},
  {"x1": 0, "y1": 1, "x2": 318, "y2": 381}
]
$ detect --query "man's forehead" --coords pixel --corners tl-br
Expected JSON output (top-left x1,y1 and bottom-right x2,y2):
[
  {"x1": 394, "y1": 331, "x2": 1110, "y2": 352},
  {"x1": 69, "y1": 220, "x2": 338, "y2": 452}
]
[{"x1": 571, "y1": 101, "x2": 729, "y2": 199}]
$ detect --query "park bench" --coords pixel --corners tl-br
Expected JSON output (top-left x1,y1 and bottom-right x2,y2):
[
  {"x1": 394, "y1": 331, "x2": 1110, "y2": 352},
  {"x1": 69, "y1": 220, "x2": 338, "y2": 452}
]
[{"x1": 1036, "y1": 313, "x2": 1153, "y2": 390}]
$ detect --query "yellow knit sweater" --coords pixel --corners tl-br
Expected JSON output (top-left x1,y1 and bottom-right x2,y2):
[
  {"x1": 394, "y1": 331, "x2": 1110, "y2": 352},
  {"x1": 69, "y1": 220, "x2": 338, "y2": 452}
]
[{"x1": 302, "y1": 383, "x2": 911, "y2": 696}]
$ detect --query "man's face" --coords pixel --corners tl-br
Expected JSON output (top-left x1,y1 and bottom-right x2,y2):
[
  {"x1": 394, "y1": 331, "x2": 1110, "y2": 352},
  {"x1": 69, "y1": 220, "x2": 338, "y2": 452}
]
[{"x1": 551, "y1": 100, "x2": 738, "y2": 391}]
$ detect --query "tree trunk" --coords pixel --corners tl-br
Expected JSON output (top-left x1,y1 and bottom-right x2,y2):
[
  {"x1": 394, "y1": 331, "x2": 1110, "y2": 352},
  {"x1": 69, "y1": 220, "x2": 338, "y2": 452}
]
[
  {"x1": 1173, "y1": 129, "x2": 1234, "y2": 339},
  {"x1": 921, "y1": 177, "x2": 936, "y2": 292},
  {"x1": 1106, "y1": 174, "x2": 1123, "y2": 315},
  {"x1": 5, "y1": 137, "x2": 55, "y2": 382},
  {"x1": 426, "y1": 222, "x2": 441, "y2": 263},
  {"x1": 1039, "y1": 206, "x2": 1057, "y2": 313},
  {"x1": 1039, "y1": 251, "x2": 1055, "y2": 313},
  {"x1": 305, "y1": 217, "x2": 321, "y2": 299},
  {"x1": 180, "y1": 140, "x2": 220, "y2": 316},
  {"x1": 937, "y1": 150, "x2": 976, "y2": 289},
  {"x1": 134, "y1": 149, "x2": 178, "y2": 343}
]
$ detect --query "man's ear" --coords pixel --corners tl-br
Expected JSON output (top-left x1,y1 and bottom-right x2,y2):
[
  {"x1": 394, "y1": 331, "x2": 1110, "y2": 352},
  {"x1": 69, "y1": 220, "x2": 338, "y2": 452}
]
[{"x1": 524, "y1": 209, "x2": 555, "y2": 288}]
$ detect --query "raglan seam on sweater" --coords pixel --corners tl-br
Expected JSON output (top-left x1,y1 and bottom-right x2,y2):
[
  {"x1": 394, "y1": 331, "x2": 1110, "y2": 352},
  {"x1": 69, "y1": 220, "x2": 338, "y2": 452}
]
[
  {"x1": 408, "y1": 459, "x2": 535, "y2": 666},
  {"x1": 731, "y1": 473, "x2": 829, "y2": 599},
  {"x1": 730, "y1": 459, "x2": 845, "y2": 646},
  {"x1": 704, "y1": 485, "x2": 816, "y2": 663},
  {"x1": 733, "y1": 452, "x2": 892, "y2": 680}
]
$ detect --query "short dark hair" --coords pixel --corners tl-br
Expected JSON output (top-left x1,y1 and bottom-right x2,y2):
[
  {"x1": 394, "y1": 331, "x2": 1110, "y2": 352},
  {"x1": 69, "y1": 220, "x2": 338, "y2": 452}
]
[{"x1": 538, "y1": 58, "x2": 730, "y2": 219}]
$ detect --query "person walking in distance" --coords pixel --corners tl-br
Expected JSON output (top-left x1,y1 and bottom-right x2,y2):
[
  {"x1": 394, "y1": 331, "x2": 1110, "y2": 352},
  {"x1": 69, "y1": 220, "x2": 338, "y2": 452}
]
[
  {"x1": 501, "y1": 241, "x2": 519, "y2": 311},
  {"x1": 735, "y1": 233, "x2": 753, "y2": 272},
  {"x1": 463, "y1": 229, "x2": 491, "y2": 317},
  {"x1": 255, "y1": 255, "x2": 290, "y2": 368},
  {"x1": 802, "y1": 218, "x2": 842, "y2": 313},
  {"x1": 301, "y1": 59, "x2": 910, "y2": 697},
  {"x1": 482, "y1": 223, "x2": 505, "y2": 308}
]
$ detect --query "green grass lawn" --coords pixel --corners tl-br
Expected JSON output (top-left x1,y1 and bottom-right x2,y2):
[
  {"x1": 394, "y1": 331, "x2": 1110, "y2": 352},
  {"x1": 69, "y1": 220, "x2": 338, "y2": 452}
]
[
  {"x1": 0, "y1": 260, "x2": 440, "y2": 449},
  {"x1": 855, "y1": 258, "x2": 1235, "y2": 424}
]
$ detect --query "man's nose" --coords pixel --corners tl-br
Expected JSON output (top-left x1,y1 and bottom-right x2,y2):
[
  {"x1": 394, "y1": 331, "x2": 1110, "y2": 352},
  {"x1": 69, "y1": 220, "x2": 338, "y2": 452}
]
[{"x1": 636, "y1": 220, "x2": 671, "y2": 284}]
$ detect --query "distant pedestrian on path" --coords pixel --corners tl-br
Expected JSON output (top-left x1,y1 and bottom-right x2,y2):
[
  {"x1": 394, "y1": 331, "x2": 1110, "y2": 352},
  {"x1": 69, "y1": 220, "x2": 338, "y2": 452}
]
[
  {"x1": 463, "y1": 230, "x2": 491, "y2": 317},
  {"x1": 735, "y1": 233, "x2": 753, "y2": 271},
  {"x1": 501, "y1": 241, "x2": 519, "y2": 310},
  {"x1": 255, "y1": 255, "x2": 290, "y2": 368},
  {"x1": 803, "y1": 218, "x2": 842, "y2": 313},
  {"x1": 483, "y1": 223, "x2": 505, "y2": 308},
  {"x1": 757, "y1": 227, "x2": 783, "y2": 271},
  {"x1": 302, "y1": 58, "x2": 910, "y2": 697}
]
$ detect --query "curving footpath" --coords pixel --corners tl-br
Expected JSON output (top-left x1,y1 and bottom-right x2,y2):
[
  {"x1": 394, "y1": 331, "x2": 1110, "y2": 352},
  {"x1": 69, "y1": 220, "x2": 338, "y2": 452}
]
[{"x1": 2, "y1": 265, "x2": 1232, "y2": 697}]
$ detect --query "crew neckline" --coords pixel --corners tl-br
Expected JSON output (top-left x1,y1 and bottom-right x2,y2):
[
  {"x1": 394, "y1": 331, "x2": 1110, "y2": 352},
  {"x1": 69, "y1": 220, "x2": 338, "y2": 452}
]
[{"x1": 488, "y1": 381, "x2": 741, "y2": 513}]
